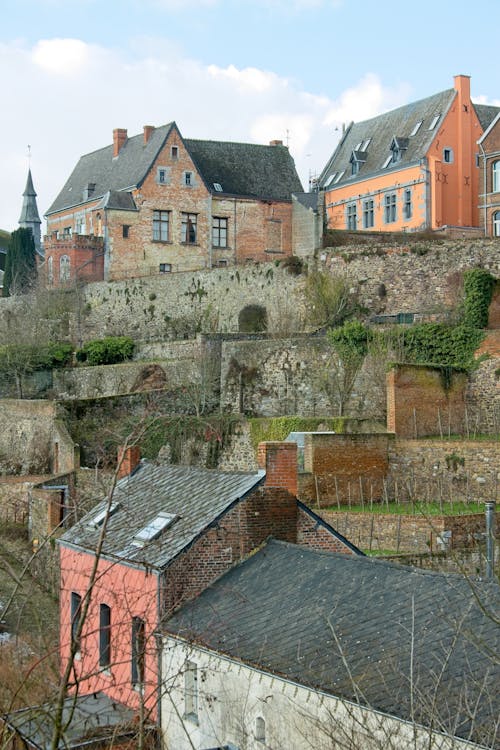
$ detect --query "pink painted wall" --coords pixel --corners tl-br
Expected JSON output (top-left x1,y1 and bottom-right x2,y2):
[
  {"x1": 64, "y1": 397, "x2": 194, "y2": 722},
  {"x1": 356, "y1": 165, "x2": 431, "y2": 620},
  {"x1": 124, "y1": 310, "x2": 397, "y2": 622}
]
[{"x1": 59, "y1": 546, "x2": 159, "y2": 718}]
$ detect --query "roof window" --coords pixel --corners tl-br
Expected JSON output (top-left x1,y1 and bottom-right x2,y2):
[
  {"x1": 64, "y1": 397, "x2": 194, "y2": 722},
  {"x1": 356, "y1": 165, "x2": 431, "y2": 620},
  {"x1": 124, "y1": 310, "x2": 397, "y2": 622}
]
[
  {"x1": 324, "y1": 173, "x2": 337, "y2": 187},
  {"x1": 132, "y1": 512, "x2": 179, "y2": 547},
  {"x1": 333, "y1": 170, "x2": 345, "y2": 183},
  {"x1": 213, "y1": 183, "x2": 223, "y2": 192},
  {"x1": 428, "y1": 114, "x2": 441, "y2": 130},
  {"x1": 382, "y1": 154, "x2": 392, "y2": 169},
  {"x1": 361, "y1": 138, "x2": 371, "y2": 150},
  {"x1": 88, "y1": 502, "x2": 120, "y2": 528},
  {"x1": 410, "y1": 121, "x2": 422, "y2": 136}
]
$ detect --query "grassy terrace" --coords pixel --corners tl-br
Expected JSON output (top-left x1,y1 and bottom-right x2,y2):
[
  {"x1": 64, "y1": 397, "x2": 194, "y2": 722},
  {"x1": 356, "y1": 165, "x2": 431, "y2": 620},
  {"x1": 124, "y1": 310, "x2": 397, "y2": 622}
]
[{"x1": 324, "y1": 501, "x2": 484, "y2": 516}]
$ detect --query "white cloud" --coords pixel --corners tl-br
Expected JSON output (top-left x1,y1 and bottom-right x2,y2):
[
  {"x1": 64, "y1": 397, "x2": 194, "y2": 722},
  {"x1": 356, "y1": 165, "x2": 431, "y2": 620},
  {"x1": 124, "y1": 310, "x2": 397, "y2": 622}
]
[
  {"x1": 473, "y1": 94, "x2": 500, "y2": 107},
  {"x1": 0, "y1": 38, "x2": 409, "y2": 231},
  {"x1": 32, "y1": 38, "x2": 92, "y2": 76}
]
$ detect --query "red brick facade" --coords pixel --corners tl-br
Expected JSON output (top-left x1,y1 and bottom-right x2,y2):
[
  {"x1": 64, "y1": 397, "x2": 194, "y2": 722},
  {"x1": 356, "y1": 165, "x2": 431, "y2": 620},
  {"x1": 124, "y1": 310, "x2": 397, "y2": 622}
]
[
  {"x1": 478, "y1": 114, "x2": 500, "y2": 237},
  {"x1": 43, "y1": 234, "x2": 104, "y2": 286}
]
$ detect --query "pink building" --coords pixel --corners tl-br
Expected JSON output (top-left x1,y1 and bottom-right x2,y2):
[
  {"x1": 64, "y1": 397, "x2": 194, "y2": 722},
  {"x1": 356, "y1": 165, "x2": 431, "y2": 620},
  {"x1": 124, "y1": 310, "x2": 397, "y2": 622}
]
[{"x1": 57, "y1": 442, "x2": 359, "y2": 725}]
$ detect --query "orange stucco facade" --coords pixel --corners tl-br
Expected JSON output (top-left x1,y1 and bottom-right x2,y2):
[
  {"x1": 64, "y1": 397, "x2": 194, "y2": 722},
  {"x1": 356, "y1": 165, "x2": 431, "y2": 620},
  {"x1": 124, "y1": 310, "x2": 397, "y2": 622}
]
[{"x1": 324, "y1": 76, "x2": 484, "y2": 233}]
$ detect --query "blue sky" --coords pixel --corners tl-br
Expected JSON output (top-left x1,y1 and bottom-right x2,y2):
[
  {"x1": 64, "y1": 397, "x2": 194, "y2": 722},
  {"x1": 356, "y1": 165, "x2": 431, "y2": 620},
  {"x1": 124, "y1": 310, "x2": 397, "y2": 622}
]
[{"x1": 2, "y1": 0, "x2": 499, "y2": 231}]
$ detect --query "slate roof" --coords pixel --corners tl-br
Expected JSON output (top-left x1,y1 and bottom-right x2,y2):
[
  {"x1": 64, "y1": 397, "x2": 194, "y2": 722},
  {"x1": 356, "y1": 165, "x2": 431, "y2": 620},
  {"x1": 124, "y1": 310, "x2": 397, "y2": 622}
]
[
  {"x1": 58, "y1": 461, "x2": 264, "y2": 570},
  {"x1": 19, "y1": 169, "x2": 41, "y2": 224},
  {"x1": 3, "y1": 692, "x2": 138, "y2": 749},
  {"x1": 46, "y1": 124, "x2": 303, "y2": 215},
  {"x1": 184, "y1": 138, "x2": 303, "y2": 200},
  {"x1": 319, "y1": 88, "x2": 500, "y2": 190},
  {"x1": 164, "y1": 539, "x2": 500, "y2": 748}
]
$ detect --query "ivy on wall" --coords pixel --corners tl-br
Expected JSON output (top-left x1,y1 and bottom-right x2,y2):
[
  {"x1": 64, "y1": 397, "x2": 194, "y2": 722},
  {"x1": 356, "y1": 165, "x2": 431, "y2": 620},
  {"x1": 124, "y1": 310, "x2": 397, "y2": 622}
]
[
  {"x1": 462, "y1": 269, "x2": 496, "y2": 328},
  {"x1": 249, "y1": 416, "x2": 346, "y2": 451}
]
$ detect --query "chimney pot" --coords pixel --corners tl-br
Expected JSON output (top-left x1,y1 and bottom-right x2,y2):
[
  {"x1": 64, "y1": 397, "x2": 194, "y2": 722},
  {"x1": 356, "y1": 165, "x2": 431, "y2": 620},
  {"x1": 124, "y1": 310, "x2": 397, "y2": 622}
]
[
  {"x1": 269, "y1": 139, "x2": 283, "y2": 147},
  {"x1": 113, "y1": 128, "x2": 128, "y2": 157}
]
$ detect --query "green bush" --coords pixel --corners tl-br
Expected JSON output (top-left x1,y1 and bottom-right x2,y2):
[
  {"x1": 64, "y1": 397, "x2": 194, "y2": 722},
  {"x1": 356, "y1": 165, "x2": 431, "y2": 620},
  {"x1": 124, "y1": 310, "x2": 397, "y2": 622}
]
[
  {"x1": 76, "y1": 336, "x2": 135, "y2": 366},
  {"x1": 395, "y1": 323, "x2": 484, "y2": 370},
  {"x1": 462, "y1": 269, "x2": 495, "y2": 328},
  {"x1": 0, "y1": 341, "x2": 73, "y2": 373}
]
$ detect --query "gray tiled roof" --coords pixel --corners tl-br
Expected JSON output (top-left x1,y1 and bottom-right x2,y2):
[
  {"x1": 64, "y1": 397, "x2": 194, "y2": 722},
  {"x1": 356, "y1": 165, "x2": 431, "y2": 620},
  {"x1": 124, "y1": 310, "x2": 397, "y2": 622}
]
[
  {"x1": 184, "y1": 138, "x2": 303, "y2": 200},
  {"x1": 46, "y1": 124, "x2": 175, "y2": 215},
  {"x1": 46, "y1": 124, "x2": 303, "y2": 215},
  {"x1": 58, "y1": 462, "x2": 264, "y2": 570},
  {"x1": 474, "y1": 103, "x2": 500, "y2": 132},
  {"x1": 165, "y1": 539, "x2": 500, "y2": 747},
  {"x1": 319, "y1": 89, "x2": 456, "y2": 189},
  {"x1": 293, "y1": 191, "x2": 320, "y2": 210}
]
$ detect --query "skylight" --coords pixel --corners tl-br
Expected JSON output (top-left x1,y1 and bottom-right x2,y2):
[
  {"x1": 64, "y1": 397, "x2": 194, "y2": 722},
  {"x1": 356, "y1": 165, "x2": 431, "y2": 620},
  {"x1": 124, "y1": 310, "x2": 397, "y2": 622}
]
[
  {"x1": 355, "y1": 142, "x2": 362, "y2": 151},
  {"x1": 324, "y1": 173, "x2": 337, "y2": 187},
  {"x1": 361, "y1": 138, "x2": 371, "y2": 150},
  {"x1": 410, "y1": 121, "x2": 422, "y2": 136},
  {"x1": 213, "y1": 183, "x2": 223, "y2": 192},
  {"x1": 382, "y1": 155, "x2": 392, "y2": 169},
  {"x1": 333, "y1": 170, "x2": 345, "y2": 183},
  {"x1": 428, "y1": 114, "x2": 441, "y2": 130},
  {"x1": 132, "y1": 512, "x2": 178, "y2": 547},
  {"x1": 88, "y1": 502, "x2": 120, "y2": 528}
]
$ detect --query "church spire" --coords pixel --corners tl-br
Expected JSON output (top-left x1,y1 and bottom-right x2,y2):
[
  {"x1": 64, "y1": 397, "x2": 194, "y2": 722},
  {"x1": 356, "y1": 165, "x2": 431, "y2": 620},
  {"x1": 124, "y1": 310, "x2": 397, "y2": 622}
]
[{"x1": 19, "y1": 168, "x2": 42, "y2": 257}]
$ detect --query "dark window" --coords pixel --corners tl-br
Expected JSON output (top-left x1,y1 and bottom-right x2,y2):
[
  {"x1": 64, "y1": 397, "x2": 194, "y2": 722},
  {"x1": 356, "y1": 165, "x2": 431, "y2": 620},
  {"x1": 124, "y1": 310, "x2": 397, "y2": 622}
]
[
  {"x1": 363, "y1": 199, "x2": 374, "y2": 228},
  {"x1": 403, "y1": 189, "x2": 412, "y2": 220},
  {"x1": 71, "y1": 592, "x2": 82, "y2": 652},
  {"x1": 443, "y1": 148, "x2": 453, "y2": 164},
  {"x1": 212, "y1": 217, "x2": 228, "y2": 247},
  {"x1": 181, "y1": 213, "x2": 197, "y2": 244},
  {"x1": 153, "y1": 210, "x2": 170, "y2": 242},
  {"x1": 159, "y1": 169, "x2": 166, "y2": 183},
  {"x1": 347, "y1": 203, "x2": 357, "y2": 230},
  {"x1": 171, "y1": 146, "x2": 178, "y2": 159},
  {"x1": 159, "y1": 263, "x2": 172, "y2": 273},
  {"x1": 184, "y1": 171, "x2": 193, "y2": 186},
  {"x1": 99, "y1": 604, "x2": 111, "y2": 669},
  {"x1": 122, "y1": 225, "x2": 130, "y2": 238},
  {"x1": 131, "y1": 617, "x2": 146, "y2": 686},
  {"x1": 384, "y1": 193, "x2": 397, "y2": 223}
]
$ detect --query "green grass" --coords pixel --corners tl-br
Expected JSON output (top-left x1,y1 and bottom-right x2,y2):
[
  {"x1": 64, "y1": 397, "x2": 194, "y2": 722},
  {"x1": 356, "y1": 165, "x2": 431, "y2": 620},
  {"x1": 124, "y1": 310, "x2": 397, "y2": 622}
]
[{"x1": 325, "y1": 501, "x2": 483, "y2": 516}]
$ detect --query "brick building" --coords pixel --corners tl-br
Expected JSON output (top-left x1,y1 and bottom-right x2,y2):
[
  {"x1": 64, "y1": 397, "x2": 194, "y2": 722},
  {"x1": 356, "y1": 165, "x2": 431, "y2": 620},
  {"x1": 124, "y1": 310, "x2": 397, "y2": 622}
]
[
  {"x1": 55, "y1": 442, "x2": 358, "y2": 725},
  {"x1": 319, "y1": 75, "x2": 500, "y2": 234},
  {"x1": 43, "y1": 123, "x2": 304, "y2": 285},
  {"x1": 478, "y1": 111, "x2": 500, "y2": 236}
]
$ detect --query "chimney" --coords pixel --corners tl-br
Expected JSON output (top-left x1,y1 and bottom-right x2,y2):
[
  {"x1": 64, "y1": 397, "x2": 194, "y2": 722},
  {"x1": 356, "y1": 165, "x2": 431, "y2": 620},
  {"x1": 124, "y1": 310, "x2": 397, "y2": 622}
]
[
  {"x1": 117, "y1": 445, "x2": 141, "y2": 479},
  {"x1": 454, "y1": 74, "x2": 471, "y2": 102},
  {"x1": 113, "y1": 128, "x2": 128, "y2": 157},
  {"x1": 269, "y1": 139, "x2": 283, "y2": 147},
  {"x1": 257, "y1": 441, "x2": 298, "y2": 496},
  {"x1": 143, "y1": 125, "x2": 155, "y2": 144}
]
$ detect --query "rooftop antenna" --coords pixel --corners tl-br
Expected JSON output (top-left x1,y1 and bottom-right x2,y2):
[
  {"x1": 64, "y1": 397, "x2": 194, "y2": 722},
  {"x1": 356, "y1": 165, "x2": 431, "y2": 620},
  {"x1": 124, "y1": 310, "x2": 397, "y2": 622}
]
[
  {"x1": 27, "y1": 144, "x2": 32, "y2": 167},
  {"x1": 286, "y1": 129, "x2": 290, "y2": 148}
]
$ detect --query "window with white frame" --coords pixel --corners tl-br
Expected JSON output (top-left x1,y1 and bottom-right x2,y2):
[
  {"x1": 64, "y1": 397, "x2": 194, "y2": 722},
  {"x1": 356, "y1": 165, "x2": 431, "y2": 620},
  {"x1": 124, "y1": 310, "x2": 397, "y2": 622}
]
[
  {"x1": 403, "y1": 189, "x2": 412, "y2": 220},
  {"x1": 157, "y1": 167, "x2": 170, "y2": 185},
  {"x1": 212, "y1": 217, "x2": 228, "y2": 247},
  {"x1": 493, "y1": 161, "x2": 500, "y2": 193},
  {"x1": 184, "y1": 660, "x2": 198, "y2": 720},
  {"x1": 153, "y1": 210, "x2": 170, "y2": 242},
  {"x1": 159, "y1": 263, "x2": 172, "y2": 273},
  {"x1": 181, "y1": 213, "x2": 197, "y2": 244},
  {"x1": 183, "y1": 171, "x2": 194, "y2": 186},
  {"x1": 363, "y1": 199, "x2": 374, "y2": 229},
  {"x1": 60, "y1": 255, "x2": 71, "y2": 282},
  {"x1": 347, "y1": 203, "x2": 357, "y2": 230},
  {"x1": 410, "y1": 121, "x2": 422, "y2": 136},
  {"x1": 384, "y1": 193, "x2": 397, "y2": 223},
  {"x1": 443, "y1": 148, "x2": 453, "y2": 164},
  {"x1": 493, "y1": 211, "x2": 500, "y2": 237}
]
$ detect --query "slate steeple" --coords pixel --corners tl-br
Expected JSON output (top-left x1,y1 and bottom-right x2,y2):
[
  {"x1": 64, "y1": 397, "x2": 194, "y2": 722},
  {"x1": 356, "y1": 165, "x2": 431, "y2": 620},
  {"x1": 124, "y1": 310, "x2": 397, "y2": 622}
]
[{"x1": 19, "y1": 169, "x2": 42, "y2": 257}]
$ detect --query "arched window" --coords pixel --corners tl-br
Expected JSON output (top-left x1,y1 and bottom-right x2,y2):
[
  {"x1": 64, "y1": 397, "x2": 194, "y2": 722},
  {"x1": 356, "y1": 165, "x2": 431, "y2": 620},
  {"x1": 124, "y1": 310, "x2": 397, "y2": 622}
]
[
  {"x1": 60, "y1": 254, "x2": 71, "y2": 282},
  {"x1": 255, "y1": 716, "x2": 266, "y2": 742},
  {"x1": 47, "y1": 256, "x2": 54, "y2": 285},
  {"x1": 493, "y1": 211, "x2": 500, "y2": 237},
  {"x1": 493, "y1": 161, "x2": 500, "y2": 193}
]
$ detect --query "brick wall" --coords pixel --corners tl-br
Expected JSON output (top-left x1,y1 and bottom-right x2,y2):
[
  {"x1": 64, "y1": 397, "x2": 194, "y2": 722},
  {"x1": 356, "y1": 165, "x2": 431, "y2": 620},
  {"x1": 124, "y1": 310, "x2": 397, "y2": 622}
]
[
  {"x1": 387, "y1": 365, "x2": 468, "y2": 437},
  {"x1": 257, "y1": 440, "x2": 298, "y2": 496},
  {"x1": 43, "y1": 235, "x2": 105, "y2": 285},
  {"x1": 300, "y1": 432, "x2": 390, "y2": 506},
  {"x1": 296, "y1": 505, "x2": 356, "y2": 554}
]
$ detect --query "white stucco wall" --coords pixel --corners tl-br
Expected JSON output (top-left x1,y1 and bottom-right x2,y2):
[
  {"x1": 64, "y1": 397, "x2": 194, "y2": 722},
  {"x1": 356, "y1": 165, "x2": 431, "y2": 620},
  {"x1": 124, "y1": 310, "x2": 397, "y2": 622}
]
[{"x1": 161, "y1": 637, "x2": 481, "y2": 750}]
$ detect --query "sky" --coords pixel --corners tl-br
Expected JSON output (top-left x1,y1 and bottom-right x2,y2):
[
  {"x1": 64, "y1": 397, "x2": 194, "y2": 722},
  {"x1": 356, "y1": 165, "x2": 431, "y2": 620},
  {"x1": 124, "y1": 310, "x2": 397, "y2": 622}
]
[{"x1": 2, "y1": 0, "x2": 500, "y2": 232}]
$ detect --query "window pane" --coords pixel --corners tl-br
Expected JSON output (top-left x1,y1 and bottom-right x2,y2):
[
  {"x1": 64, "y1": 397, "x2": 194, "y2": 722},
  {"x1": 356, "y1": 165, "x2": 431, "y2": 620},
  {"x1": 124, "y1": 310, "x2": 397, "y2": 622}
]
[{"x1": 99, "y1": 604, "x2": 111, "y2": 668}]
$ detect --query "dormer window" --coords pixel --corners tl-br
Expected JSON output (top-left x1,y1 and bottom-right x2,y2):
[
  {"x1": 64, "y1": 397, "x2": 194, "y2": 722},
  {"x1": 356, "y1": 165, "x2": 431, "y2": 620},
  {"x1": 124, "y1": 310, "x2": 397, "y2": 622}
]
[
  {"x1": 350, "y1": 150, "x2": 367, "y2": 176},
  {"x1": 83, "y1": 183, "x2": 96, "y2": 201},
  {"x1": 390, "y1": 137, "x2": 409, "y2": 164}
]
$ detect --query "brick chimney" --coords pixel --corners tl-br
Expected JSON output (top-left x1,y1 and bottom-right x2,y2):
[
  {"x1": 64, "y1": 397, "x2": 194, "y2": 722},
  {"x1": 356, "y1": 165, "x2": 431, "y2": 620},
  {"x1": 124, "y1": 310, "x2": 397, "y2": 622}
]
[
  {"x1": 269, "y1": 139, "x2": 283, "y2": 147},
  {"x1": 143, "y1": 125, "x2": 155, "y2": 144},
  {"x1": 117, "y1": 445, "x2": 141, "y2": 479},
  {"x1": 257, "y1": 441, "x2": 298, "y2": 496},
  {"x1": 113, "y1": 128, "x2": 128, "y2": 157}
]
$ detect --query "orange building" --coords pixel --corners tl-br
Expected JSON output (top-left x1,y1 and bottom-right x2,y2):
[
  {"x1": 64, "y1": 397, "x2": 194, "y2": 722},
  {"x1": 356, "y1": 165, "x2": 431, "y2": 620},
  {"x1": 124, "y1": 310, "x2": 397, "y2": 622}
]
[
  {"x1": 319, "y1": 75, "x2": 499, "y2": 234},
  {"x1": 43, "y1": 123, "x2": 303, "y2": 286}
]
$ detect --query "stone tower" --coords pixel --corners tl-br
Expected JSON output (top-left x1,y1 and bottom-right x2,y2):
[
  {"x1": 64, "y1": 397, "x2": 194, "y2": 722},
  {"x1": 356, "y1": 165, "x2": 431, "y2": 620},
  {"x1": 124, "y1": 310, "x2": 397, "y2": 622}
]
[{"x1": 19, "y1": 169, "x2": 42, "y2": 257}]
